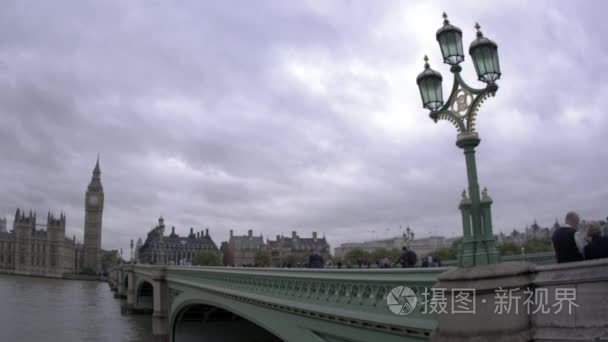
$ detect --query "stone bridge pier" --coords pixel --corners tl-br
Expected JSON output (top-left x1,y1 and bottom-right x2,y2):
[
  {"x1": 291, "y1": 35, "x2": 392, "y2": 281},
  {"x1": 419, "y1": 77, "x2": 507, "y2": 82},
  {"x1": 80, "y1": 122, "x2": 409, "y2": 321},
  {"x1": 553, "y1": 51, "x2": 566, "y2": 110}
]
[{"x1": 114, "y1": 265, "x2": 169, "y2": 340}]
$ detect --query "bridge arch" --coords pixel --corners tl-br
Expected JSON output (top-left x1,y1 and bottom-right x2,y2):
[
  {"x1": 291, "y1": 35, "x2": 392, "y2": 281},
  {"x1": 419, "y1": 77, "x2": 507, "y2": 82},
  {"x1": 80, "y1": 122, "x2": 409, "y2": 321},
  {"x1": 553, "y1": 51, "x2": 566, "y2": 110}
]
[
  {"x1": 171, "y1": 299, "x2": 284, "y2": 342},
  {"x1": 135, "y1": 278, "x2": 155, "y2": 314}
]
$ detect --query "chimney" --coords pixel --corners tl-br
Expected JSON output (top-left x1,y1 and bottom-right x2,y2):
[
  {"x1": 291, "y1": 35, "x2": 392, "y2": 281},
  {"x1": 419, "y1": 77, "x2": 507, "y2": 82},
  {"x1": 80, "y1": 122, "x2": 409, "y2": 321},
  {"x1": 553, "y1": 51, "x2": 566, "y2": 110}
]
[
  {"x1": 159, "y1": 216, "x2": 164, "y2": 227},
  {"x1": 292, "y1": 231, "x2": 297, "y2": 239},
  {"x1": 313, "y1": 232, "x2": 317, "y2": 240},
  {"x1": 196, "y1": 232, "x2": 200, "y2": 238},
  {"x1": 248, "y1": 229, "x2": 253, "y2": 237},
  {"x1": 205, "y1": 228, "x2": 209, "y2": 237},
  {"x1": 230, "y1": 229, "x2": 233, "y2": 238},
  {"x1": 276, "y1": 235, "x2": 280, "y2": 241},
  {"x1": 172, "y1": 226, "x2": 175, "y2": 235}
]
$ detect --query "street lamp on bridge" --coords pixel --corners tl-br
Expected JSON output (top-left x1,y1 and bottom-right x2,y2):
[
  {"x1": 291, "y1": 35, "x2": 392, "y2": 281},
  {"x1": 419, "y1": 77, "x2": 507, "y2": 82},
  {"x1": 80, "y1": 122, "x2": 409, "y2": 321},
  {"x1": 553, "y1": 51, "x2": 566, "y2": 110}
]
[
  {"x1": 130, "y1": 239, "x2": 134, "y2": 264},
  {"x1": 416, "y1": 13, "x2": 501, "y2": 267}
]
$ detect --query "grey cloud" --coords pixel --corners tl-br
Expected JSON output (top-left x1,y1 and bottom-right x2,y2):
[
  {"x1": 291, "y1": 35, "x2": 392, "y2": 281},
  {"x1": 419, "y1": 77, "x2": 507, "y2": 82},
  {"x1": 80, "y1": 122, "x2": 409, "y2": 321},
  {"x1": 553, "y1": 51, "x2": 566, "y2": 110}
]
[{"x1": 0, "y1": 0, "x2": 607, "y2": 254}]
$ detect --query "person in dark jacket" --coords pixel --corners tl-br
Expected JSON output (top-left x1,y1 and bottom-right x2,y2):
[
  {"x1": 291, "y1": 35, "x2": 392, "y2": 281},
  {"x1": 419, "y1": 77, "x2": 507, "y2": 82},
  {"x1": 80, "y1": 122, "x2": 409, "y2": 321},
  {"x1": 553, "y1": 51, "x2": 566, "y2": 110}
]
[
  {"x1": 308, "y1": 250, "x2": 325, "y2": 268},
  {"x1": 584, "y1": 222, "x2": 608, "y2": 260},
  {"x1": 552, "y1": 211, "x2": 584, "y2": 263},
  {"x1": 398, "y1": 246, "x2": 417, "y2": 268},
  {"x1": 398, "y1": 247, "x2": 409, "y2": 267}
]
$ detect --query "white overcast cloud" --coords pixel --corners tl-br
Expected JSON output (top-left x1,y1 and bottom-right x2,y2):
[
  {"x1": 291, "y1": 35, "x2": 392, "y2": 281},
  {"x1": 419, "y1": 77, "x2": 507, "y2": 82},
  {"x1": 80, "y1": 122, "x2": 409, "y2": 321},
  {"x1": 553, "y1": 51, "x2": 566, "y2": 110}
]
[{"x1": 1, "y1": 0, "x2": 606, "y2": 253}]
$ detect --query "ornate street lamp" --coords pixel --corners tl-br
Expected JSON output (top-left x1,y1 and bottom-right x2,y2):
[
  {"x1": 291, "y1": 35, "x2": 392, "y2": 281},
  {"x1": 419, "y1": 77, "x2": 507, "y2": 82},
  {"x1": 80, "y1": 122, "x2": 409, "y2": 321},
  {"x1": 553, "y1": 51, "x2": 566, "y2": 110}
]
[
  {"x1": 402, "y1": 226, "x2": 415, "y2": 248},
  {"x1": 416, "y1": 13, "x2": 501, "y2": 267},
  {"x1": 130, "y1": 239, "x2": 134, "y2": 264}
]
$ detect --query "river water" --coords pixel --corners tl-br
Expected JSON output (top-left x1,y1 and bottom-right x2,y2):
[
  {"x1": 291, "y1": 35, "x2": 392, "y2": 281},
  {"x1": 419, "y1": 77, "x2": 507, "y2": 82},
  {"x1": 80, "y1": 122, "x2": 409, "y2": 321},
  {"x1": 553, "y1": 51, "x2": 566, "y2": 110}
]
[{"x1": 0, "y1": 273, "x2": 156, "y2": 341}]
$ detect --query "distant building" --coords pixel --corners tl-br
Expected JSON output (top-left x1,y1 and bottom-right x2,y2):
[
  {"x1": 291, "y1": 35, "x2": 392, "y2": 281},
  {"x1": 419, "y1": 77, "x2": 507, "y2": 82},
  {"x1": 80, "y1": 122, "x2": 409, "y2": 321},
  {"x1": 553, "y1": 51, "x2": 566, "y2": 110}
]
[
  {"x1": 219, "y1": 241, "x2": 231, "y2": 266},
  {"x1": 0, "y1": 217, "x2": 7, "y2": 233},
  {"x1": 0, "y1": 156, "x2": 103, "y2": 277},
  {"x1": 137, "y1": 217, "x2": 218, "y2": 265},
  {"x1": 0, "y1": 209, "x2": 83, "y2": 277},
  {"x1": 224, "y1": 229, "x2": 265, "y2": 266},
  {"x1": 83, "y1": 157, "x2": 104, "y2": 274},
  {"x1": 134, "y1": 237, "x2": 143, "y2": 263},
  {"x1": 266, "y1": 231, "x2": 331, "y2": 267},
  {"x1": 497, "y1": 220, "x2": 557, "y2": 246}
]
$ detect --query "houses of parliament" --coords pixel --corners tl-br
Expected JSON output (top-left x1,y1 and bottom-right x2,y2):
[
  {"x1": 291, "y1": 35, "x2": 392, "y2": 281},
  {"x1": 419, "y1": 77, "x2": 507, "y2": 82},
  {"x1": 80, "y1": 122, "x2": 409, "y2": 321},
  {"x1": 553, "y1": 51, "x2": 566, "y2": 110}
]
[{"x1": 0, "y1": 158, "x2": 104, "y2": 277}]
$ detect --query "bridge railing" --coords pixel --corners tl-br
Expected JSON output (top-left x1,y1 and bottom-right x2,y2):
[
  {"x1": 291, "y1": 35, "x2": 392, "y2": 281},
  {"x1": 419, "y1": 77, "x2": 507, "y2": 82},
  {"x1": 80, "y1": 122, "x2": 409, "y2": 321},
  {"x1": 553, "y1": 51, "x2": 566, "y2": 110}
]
[
  {"x1": 160, "y1": 266, "x2": 448, "y2": 339},
  {"x1": 441, "y1": 251, "x2": 556, "y2": 267}
]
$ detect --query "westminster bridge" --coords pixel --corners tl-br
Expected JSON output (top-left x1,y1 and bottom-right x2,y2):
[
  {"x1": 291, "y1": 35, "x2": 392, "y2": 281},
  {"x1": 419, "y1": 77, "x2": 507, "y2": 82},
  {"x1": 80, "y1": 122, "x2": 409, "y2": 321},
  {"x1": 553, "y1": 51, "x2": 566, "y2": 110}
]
[{"x1": 108, "y1": 255, "x2": 608, "y2": 342}]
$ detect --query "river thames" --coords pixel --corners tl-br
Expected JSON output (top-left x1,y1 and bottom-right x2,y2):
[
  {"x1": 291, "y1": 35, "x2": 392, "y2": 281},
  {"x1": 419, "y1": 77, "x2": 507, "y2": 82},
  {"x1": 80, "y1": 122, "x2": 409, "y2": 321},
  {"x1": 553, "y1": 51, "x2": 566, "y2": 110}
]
[{"x1": 0, "y1": 274, "x2": 156, "y2": 341}]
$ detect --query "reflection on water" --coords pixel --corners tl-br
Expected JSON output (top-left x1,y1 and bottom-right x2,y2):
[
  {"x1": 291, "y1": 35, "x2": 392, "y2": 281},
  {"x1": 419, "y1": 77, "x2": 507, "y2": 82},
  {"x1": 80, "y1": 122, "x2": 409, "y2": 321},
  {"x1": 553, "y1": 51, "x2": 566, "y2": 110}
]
[{"x1": 0, "y1": 274, "x2": 155, "y2": 342}]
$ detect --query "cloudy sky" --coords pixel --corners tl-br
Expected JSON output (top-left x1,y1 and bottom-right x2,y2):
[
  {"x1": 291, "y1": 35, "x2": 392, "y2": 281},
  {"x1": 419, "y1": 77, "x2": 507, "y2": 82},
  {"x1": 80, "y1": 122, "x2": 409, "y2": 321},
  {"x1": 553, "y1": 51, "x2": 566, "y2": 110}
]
[{"x1": 1, "y1": 0, "x2": 607, "y2": 254}]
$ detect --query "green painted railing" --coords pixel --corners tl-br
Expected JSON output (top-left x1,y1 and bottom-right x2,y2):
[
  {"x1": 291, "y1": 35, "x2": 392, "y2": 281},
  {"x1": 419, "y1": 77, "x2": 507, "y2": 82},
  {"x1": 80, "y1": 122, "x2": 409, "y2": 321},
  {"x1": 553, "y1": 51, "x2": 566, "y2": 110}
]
[
  {"x1": 441, "y1": 251, "x2": 556, "y2": 267},
  {"x1": 501, "y1": 251, "x2": 556, "y2": 264},
  {"x1": 163, "y1": 266, "x2": 447, "y2": 338}
]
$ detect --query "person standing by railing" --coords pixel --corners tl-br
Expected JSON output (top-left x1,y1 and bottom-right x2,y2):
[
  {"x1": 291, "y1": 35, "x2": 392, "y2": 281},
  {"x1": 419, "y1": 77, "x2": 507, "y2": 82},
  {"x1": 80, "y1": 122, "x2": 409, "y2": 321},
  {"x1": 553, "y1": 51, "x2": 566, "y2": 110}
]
[
  {"x1": 552, "y1": 211, "x2": 584, "y2": 263},
  {"x1": 308, "y1": 250, "x2": 325, "y2": 268},
  {"x1": 397, "y1": 247, "x2": 417, "y2": 268},
  {"x1": 584, "y1": 222, "x2": 608, "y2": 260}
]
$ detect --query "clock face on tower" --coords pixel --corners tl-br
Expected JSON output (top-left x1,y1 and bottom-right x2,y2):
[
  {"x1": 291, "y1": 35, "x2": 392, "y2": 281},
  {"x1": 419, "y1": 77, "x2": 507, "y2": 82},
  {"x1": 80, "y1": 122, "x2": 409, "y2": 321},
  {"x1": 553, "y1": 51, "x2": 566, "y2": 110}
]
[{"x1": 88, "y1": 194, "x2": 98, "y2": 206}]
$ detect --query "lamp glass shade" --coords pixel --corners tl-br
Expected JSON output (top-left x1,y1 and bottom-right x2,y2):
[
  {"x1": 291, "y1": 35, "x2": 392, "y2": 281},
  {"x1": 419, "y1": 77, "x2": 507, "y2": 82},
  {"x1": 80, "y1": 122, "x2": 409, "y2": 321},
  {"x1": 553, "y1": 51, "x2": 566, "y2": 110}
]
[
  {"x1": 417, "y1": 71, "x2": 443, "y2": 111},
  {"x1": 437, "y1": 27, "x2": 464, "y2": 65},
  {"x1": 470, "y1": 36, "x2": 501, "y2": 83}
]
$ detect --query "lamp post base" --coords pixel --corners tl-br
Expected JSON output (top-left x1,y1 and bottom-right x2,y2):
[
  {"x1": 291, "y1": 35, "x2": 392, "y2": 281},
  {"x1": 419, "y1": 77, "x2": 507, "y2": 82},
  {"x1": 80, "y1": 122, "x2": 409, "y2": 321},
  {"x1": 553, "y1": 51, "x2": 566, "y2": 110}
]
[{"x1": 459, "y1": 238, "x2": 500, "y2": 267}]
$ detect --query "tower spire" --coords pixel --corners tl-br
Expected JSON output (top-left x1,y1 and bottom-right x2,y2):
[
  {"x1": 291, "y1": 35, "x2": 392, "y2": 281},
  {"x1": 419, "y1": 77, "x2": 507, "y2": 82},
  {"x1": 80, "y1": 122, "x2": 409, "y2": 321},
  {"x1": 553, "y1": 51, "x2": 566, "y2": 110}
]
[
  {"x1": 88, "y1": 155, "x2": 103, "y2": 191},
  {"x1": 94, "y1": 153, "x2": 101, "y2": 175}
]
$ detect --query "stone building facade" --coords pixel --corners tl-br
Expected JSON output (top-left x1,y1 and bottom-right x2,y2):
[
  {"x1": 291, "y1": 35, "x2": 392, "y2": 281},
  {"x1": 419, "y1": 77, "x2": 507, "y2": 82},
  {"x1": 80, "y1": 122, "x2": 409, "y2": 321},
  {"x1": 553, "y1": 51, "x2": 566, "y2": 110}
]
[
  {"x1": 137, "y1": 217, "x2": 218, "y2": 265},
  {"x1": 0, "y1": 209, "x2": 83, "y2": 277},
  {"x1": 0, "y1": 217, "x2": 7, "y2": 233},
  {"x1": 266, "y1": 231, "x2": 331, "y2": 267},
  {"x1": 224, "y1": 229, "x2": 265, "y2": 266}
]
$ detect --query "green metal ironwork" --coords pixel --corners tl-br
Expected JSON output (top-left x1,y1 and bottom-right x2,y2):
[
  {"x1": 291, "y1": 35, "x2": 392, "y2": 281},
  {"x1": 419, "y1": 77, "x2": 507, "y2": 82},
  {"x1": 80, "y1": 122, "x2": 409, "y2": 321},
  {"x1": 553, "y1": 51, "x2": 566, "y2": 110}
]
[
  {"x1": 417, "y1": 13, "x2": 502, "y2": 267},
  {"x1": 110, "y1": 265, "x2": 448, "y2": 341},
  {"x1": 442, "y1": 251, "x2": 557, "y2": 267},
  {"x1": 165, "y1": 266, "x2": 444, "y2": 341},
  {"x1": 501, "y1": 251, "x2": 556, "y2": 265}
]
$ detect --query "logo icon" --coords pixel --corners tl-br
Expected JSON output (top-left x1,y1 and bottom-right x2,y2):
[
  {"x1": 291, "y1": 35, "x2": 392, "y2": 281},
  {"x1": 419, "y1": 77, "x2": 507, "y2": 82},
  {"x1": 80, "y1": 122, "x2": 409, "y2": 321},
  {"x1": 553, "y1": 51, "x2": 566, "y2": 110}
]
[{"x1": 387, "y1": 286, "x2": 418, "y2": 315}]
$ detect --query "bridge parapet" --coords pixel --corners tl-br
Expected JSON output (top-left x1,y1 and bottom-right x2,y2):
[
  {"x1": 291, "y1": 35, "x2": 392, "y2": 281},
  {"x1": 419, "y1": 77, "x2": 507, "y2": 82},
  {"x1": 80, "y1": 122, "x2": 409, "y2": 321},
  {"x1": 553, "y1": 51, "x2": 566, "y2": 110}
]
[
  {"x1": 431, "y1": 258, "x2": 608, "y2": 342},
  {"x1": 164, "y1": 266, "x2": 447, "y2": 340}
]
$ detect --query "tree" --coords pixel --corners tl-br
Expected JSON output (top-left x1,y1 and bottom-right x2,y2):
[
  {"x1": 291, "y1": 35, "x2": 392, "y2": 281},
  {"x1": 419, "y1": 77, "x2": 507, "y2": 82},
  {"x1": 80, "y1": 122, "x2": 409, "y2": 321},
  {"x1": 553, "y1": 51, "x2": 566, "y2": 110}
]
[
  {"x1": 100, "y1": 249, "x2": 120, "y2": 274},
  {"x1": 255, "y1": 250, "x2": 272, "y2": 267},
  {"x1": 192, "y1": 250, "x2": 221, "y2": 266},
  {"x1": 370, "y1": 248, "x2": 401, "y2": 264},
  {"x1": 522, "y1": 238, "x2": 553, "y2": 253},
  {"x1": 283, "y1": 254, "x2": 300, "y2": 267},
  {"x1": 430, "y1": 247, "x2": 457, "y2": 261},
  {"x1": 344, "y1": 249, "x2": 371, "y2": 267},
  {"x1": 499, "y1": 242, "x2": 520, "y2": 256}
]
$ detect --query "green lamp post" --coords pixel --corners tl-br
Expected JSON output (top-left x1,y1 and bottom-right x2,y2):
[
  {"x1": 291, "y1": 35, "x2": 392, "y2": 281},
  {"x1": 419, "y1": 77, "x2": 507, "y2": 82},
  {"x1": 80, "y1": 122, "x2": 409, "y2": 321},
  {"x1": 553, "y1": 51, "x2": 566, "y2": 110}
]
[{"x1": 416, "y1": 13, "x2": 501, "y2": 267}]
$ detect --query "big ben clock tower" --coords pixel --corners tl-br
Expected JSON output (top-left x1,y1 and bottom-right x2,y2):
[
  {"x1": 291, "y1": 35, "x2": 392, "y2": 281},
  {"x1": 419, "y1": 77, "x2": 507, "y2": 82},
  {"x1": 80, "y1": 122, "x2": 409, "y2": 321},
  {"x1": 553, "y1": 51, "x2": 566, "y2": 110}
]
[{"x1": 83, "y1": 156, "x2": 104, "y2": 273}]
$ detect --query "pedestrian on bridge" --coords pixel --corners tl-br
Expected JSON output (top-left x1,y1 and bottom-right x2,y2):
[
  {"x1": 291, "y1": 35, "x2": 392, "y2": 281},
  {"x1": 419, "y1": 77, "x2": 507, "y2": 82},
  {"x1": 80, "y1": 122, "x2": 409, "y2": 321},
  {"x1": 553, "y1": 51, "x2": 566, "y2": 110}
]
[
  {"x1": 552, "y1": 211, "x2": 585, "y2": 263},
  {"x1": 308, "y1": 250, "x2": 325, "y2": 268},
  {"x1": 397, "y1": 247, "x2": 417, "y2": 268},
  {"x1": 584, "y1": 222, "x2": 608, "y2": 260}
]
